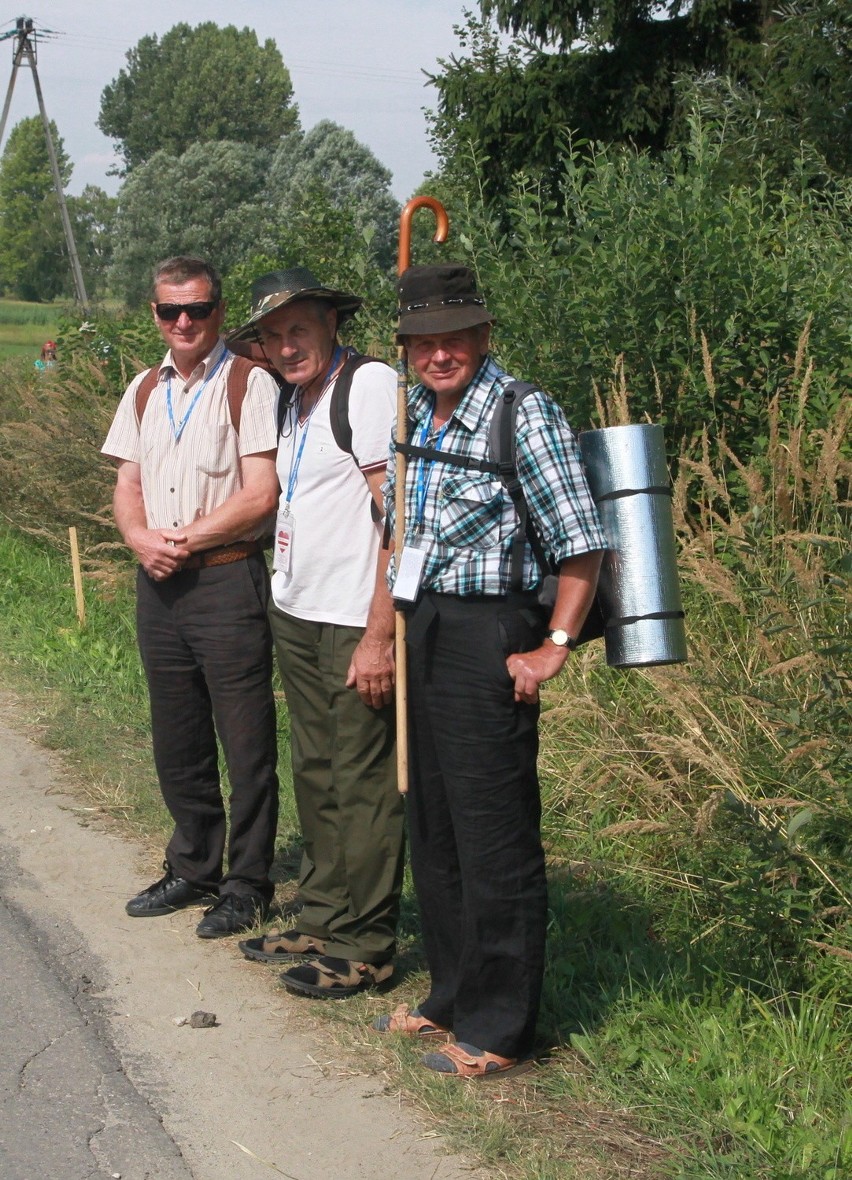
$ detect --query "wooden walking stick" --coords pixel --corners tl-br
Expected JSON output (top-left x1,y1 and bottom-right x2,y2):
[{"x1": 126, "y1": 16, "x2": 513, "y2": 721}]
[{"x1": 394, "y1": 196, "x2": 450, "y2": 795}]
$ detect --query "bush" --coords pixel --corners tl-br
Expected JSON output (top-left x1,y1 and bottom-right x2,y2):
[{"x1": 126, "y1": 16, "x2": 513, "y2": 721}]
[{"x1": 430, "y1": 111, "x2": 852, "y2": 462}]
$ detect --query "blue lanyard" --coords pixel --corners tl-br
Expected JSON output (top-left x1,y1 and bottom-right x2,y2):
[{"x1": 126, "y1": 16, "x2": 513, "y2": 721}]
[
  {"x1": 284, "y1": 346, "x2": 345, "y2": 507},
  {"x1": 414, "y1": 402, "x2": 448, "y2": 532},
  {"x1": 166, "y1": 348, "x2": 228, "y2": 442}
]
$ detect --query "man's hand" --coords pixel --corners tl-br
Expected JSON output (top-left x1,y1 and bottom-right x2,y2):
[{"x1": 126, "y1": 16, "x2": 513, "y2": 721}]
[
  {"x1": 506, "y1": 549, "x2": 604, "y2": 703},
  {"x1": 127, "y1": 526, "x2": 191, "y2": 581},
  {"x1": 346, "y1": 634, "x2": 395, "y2": 709},
  {"x1": 506, "y1": 643, "x2": 569, "y2": 704}
]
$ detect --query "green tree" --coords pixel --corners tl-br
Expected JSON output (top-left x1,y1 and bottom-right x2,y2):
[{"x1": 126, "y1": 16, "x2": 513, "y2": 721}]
[
  {"x1": 430, "y1": 2, "x2": 851, "y2": 199},
  {"x1": 98, "y1": 22, "x2": 299, "y2": 174},
  {"x1": 108, "y1": 140, "x2": 272, "y2": 305},
  {"x1": 268, "y1": 121, "x2": 400, "y2": 268},
  {"x1": 761, "y1": 0, "x2": 852, "y2": 176},
  {"x1": 0, "y1": 116, "x2": 73, "y2": 301},
  {"x1": 68, "y1": 185, "x2": 117, "y2": 299}
]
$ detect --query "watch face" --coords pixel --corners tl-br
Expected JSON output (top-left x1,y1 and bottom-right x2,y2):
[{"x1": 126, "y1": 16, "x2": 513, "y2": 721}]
[{"x1": 550, "y1": 629, "x2": 570, "y2": 646}]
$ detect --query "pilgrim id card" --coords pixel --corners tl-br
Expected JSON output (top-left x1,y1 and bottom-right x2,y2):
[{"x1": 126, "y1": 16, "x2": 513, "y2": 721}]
[
  {"x1": 393, "y1": 543, "x2": 427, "y2": 603},
  {"x1": 273, "y1": 507, "x2": 294, "y2": 575}
]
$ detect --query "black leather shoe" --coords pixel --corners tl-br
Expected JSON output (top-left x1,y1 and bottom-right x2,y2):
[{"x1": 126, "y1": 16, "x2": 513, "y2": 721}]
[
  {"x1": 125, "y1": 863, "x2": 215, "y2": 917},
  {"x1": 195, "y1": 893, "x2": 268, "y2": 939}
]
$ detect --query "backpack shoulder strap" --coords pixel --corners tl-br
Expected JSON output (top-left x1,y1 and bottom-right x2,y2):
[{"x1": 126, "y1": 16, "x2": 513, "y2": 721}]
[
  {"x1": 329, "y1": 352, "x2": 381, "y2": 458},
  {"x1": 134, "y1": 353, "x2": 258, "y2": 433},
  {"x1": 488, "y1": 380, "x2": 550, "y2": 590},
  {"x1": 134, "y1": 365, "x2": 162, "y2": 425},
  {"x1": 224, "y1": 354, "x2": 257, "y2": 435}
]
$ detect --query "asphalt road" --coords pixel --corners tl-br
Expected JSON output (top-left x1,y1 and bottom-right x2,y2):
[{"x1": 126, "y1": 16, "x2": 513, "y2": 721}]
[{"x1": 0, "y1": 867, "x2": 192, "y2": 1179}]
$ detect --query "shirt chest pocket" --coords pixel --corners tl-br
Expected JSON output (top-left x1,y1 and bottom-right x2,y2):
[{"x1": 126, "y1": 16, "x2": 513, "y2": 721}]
[
  {"x1": 436, "y1": 473, "x2": 506, "y2": 551},
  {"x1": 195, "y1": 423, "x2": 235, "y2": 477}
]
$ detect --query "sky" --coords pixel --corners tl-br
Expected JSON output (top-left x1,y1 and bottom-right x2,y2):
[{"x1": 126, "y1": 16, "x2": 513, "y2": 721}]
[{"x1": 0, "y1": 1, "x2": 482, "y2": 200}]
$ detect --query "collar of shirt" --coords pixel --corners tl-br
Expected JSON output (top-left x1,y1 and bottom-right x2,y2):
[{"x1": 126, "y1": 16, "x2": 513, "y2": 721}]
[
  {"x1": 407, "y1": 354, "x2": 501, "y2": 433},
  {"x1": 161, "y1": 336, "x2": 227, "y2": 384}
]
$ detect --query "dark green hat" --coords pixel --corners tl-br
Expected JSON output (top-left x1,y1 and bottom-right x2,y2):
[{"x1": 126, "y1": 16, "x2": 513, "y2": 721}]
[{"x1": 396, "y1": 264, "x2": 494, "y2": 339}]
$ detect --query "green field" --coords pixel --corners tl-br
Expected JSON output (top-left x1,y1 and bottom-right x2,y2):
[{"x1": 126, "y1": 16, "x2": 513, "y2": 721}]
[{"x1": 0, "y1": 298, "x2": 65, "y2": 360}]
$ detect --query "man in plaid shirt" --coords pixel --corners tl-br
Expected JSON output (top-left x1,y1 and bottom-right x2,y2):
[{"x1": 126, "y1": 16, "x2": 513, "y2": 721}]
[{"x1": 371, "y1": 264, "x2": 606, "y2": 1078}]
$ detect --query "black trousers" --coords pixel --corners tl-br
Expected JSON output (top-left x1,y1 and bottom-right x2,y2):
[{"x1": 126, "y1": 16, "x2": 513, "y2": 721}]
[
  {"x1": 136, "y1": 554, "x2": 279, "y2": 901},
  {"x1": 405, "y1": 592, "x2": 548, "y2": 1058}
]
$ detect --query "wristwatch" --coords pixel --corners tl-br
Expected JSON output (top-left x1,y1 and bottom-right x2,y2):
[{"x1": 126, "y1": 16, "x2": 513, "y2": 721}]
[{"x1": 547, "y1": 628, "x2": 578, "y2": 650}]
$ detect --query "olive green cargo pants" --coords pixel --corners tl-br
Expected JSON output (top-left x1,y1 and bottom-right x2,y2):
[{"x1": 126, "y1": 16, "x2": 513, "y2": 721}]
[{"x1": 269, "y1": 605, "x2": 404, "y2": 964}]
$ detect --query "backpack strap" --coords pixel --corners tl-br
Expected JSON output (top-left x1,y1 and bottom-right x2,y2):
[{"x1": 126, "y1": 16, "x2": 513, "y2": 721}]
[
  {"x1": 135, "y1": 351, "x2": 259, "y2": 433},
  {"x1": 134, "y1": 365, "x2": 162, "y2": 425},
  {"x1": 395, "y1": 441, "x2": 499, "y2": 474},
  {"x1": 224, "y1": 354, "x2": 257, "y2": 435},
  {"x1": 488, "y1": 380, "x2": 550, "y2": 593},
  {"x1": 330, "y1": 353, "x2": 380, "y2": 458}
]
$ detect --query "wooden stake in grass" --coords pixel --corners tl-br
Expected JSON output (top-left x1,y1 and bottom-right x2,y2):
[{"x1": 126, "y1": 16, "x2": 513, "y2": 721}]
[{"x1": 68, "y1": 526, "x2": 86, "y2": 627}]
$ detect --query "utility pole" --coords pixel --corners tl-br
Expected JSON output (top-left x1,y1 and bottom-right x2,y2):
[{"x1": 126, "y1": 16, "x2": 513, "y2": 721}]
[{"x1": 0, "y1": 16, "x2": 89, "y2": 310}]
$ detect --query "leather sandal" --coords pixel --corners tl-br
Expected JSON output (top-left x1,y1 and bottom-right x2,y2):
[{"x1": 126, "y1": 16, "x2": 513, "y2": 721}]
[
  {"x1": 421, "y1": 1041, "x2": 534, "y2": 1079},
  {"x1": 239, "y1": 929, "x2": 326, "y2": 964},
  {"x1": 372, "y1": 1003, "x2": 452, "y2": 1041},
  {"x1": 281, "y1": 955, "x2": 393, "y2": 999}
]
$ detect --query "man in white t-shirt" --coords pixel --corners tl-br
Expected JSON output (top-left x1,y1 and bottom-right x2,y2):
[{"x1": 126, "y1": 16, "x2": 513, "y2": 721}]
[{"x1": 228, "y1": 268, "x2": 403, "y2": 997}]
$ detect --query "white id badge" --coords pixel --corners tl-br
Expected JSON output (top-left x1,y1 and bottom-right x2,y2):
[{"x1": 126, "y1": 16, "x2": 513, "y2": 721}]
[
  {"x1": 393, "y1": 544, "x2": 427, "y2": 603},
  {"x1": 273, "y1": 507, "x2": 295, "y2": 575}
]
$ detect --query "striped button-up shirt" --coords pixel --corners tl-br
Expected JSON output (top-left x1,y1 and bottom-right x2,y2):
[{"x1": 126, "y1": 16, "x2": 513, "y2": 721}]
[
  {"x1": 384, "y1": 356, "x2": 606, "y2": 597},
  {"x1": 102, "y1": 339, "x2": 279, "y2": 539}
]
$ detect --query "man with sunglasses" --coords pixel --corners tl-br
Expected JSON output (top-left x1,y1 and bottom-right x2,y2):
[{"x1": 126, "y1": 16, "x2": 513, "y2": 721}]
[{"x1": 102, "y1": 255, "x2": 281, "y2": 938}]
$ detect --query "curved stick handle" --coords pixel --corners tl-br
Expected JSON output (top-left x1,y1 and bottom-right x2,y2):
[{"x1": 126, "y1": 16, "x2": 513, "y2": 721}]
[
  {"x1": 397, "y1": 195, "x2": 450, "y2": 276},
  {"x1": 393, "y1": 195, "x2": 450, "y2": 794}
]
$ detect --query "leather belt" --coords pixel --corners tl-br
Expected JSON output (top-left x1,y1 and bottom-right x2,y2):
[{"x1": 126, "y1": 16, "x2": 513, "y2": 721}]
[{"x1": 181, "y1": 540, "x2": 262, "y2": 570}]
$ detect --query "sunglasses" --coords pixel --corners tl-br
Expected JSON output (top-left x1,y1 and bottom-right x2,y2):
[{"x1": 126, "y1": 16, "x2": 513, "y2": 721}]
[{"x1": 155, "y1": 300, "x2": 219, "y2": 322}]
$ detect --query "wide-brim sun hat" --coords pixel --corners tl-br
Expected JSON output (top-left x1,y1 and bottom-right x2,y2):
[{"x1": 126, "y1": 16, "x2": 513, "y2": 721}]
[
  {"x1": 228, "y1": 266, "x2": 363, "y2": 343},
  {"x1": 396, "y1": 264, "x2": 495, "y2": 339}
]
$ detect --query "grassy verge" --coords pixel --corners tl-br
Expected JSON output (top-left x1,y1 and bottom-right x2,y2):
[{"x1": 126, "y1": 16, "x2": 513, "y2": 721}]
[{"x1": 0, "y1": 349, "x2": 848, "y2": 1179}]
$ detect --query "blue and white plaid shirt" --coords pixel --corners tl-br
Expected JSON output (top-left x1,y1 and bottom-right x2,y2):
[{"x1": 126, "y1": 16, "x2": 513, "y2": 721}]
[{"x1": 384, "y1": 356, "x2": 606, "y2": 597}]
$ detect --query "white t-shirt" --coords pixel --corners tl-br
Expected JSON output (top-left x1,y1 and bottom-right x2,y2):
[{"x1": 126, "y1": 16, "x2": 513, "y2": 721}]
[{"x1": 271, "y1": 359, "x2": 395, "y2": 627}]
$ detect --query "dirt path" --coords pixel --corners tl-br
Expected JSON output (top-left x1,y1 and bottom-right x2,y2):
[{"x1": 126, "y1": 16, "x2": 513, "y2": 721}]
[{"x1": 0, "y1": 697, "x2": 483, "y2": 1180}]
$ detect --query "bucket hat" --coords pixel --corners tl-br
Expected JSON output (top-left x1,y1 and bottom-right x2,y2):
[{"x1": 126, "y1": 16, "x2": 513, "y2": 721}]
[
  {"x1": 396, "y1": 265, "x2": 495, "y2": 338},
  {"x1": 228, "y1": 267, "x2": 362, "y2": 342}
]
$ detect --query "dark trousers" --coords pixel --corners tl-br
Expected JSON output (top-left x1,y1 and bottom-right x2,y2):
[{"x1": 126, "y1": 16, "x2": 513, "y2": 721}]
[
  {"x1": 406, "y1": 593, "x2": 548, "y2": 1058},
  {"x1": 269, "y1": 606, "x2": 403, "y2": 963},
  {"x1": 136, "y1": 555, "x2": 279, "y2": 901}
]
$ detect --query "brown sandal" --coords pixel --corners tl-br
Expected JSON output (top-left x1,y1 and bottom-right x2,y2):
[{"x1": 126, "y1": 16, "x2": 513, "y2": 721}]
[
  {"x1": 421, "y1": 1041, "x2": 533, "y2": 1079},
  {"x1": 238, "y1": 929, "x2": 326, "y2": 964},
  {"x1": 372, "y1": 1004, "x2": 452, "y2": 1040},
  {"x1": 281, "y1": 955, "x2": 394, "y2": 999}
]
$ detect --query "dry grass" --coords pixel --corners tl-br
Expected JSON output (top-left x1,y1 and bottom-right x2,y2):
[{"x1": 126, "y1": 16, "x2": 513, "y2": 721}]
[
  {"x1": 0, "y1": 357, "x2": 121, "y2": 576},
  {"x1": 542, "y1": 330, "x2": 850, "y2": 933}
]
